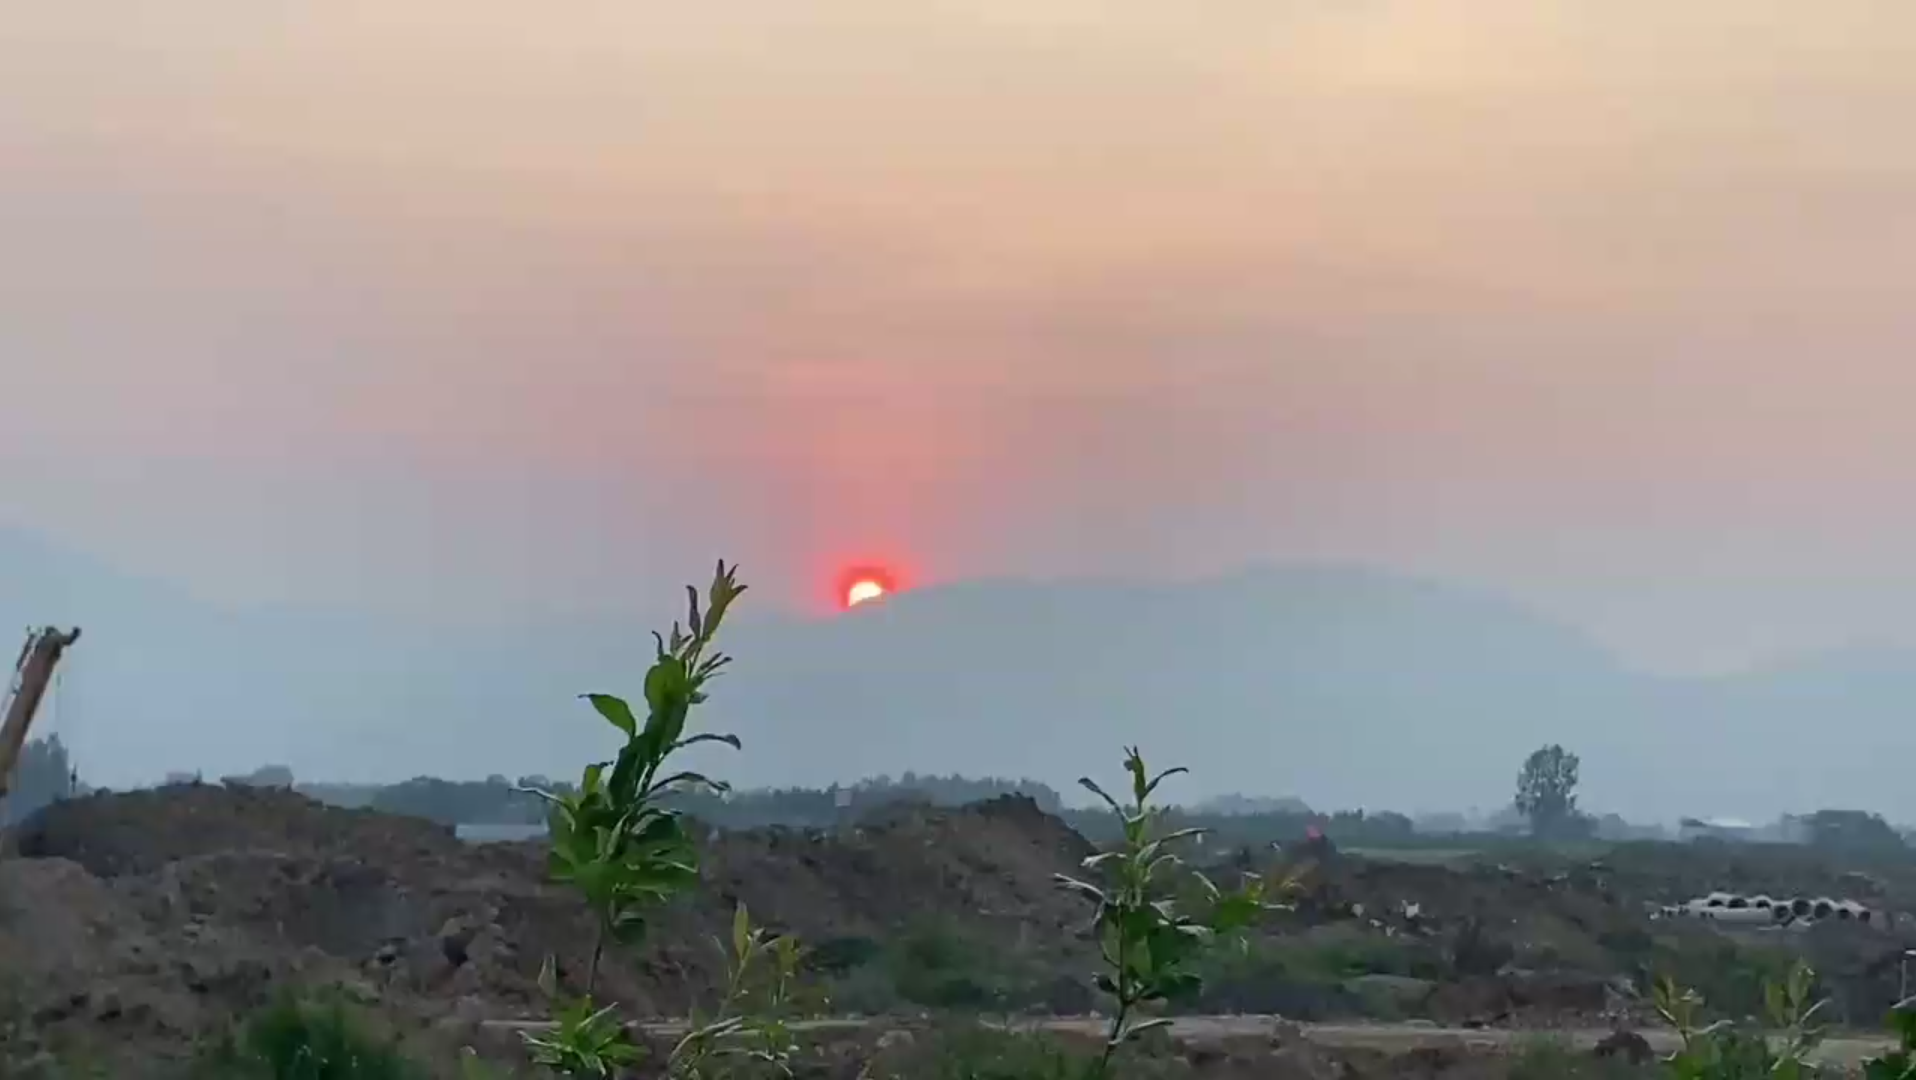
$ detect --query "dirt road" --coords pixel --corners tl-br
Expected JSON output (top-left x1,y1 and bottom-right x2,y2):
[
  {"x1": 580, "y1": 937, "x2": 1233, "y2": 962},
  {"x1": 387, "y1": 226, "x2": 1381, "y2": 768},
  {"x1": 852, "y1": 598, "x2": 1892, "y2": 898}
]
[{"x1": 480, "y1": 1015, "x2": 1902, "y2": 1067}]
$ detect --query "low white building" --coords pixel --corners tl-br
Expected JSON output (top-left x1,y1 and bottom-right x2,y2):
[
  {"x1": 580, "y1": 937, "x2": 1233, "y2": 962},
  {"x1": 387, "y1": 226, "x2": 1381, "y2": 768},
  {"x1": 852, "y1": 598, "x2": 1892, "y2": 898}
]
[{"x1": 1679, "y1": 816, "x2": 1756, "y2": 843}]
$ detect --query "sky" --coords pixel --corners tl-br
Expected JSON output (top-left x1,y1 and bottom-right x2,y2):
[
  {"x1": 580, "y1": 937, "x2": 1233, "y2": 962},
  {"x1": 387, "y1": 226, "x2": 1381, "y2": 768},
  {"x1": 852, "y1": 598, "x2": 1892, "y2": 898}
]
[{"x1": 5, "y1": 1, "x2": 1916, "y2": 673}]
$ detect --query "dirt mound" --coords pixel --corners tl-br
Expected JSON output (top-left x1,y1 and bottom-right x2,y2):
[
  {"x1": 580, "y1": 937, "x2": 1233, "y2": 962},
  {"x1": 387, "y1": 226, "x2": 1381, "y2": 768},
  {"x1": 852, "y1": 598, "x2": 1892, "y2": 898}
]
[
  {"x1": 703, "y1": 795, "x2": 1093, "y2": 940},
  {"x1": 0, "y1": 854, "x2": 383, "y2": 1076},
  {"x1": 8, "y1": 782, "x2": 466, "y2": 876},
  {"x1": 15, "y1": 783, "x2": 1848, "y2": 1075},
  {"x1": 0, "y1": 785, "x2": 1099, "y2": 1067}
]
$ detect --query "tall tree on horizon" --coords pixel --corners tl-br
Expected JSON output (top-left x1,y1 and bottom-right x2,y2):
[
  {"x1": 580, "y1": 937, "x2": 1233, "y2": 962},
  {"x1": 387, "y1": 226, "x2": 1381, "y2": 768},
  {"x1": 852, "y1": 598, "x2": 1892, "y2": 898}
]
[{"x1": 1515, "y1": 743, "x2": 1580, "y2": 839}]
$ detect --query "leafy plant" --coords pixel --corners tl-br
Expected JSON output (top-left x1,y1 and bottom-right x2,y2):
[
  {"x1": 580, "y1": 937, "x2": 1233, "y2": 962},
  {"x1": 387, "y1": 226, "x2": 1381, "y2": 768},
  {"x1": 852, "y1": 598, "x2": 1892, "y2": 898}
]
[
  {"x1": 1055, "y1": 747, "x2": 1278, "y2": 1079},
  {"x1": 519, "y1": 561, "x2": 750, "y2": 1076},
  {"x1": 1655, "y1": 961, "x2": 1826, "y2": 1080},
  {"x1": 668, "y1": 903, "x2": 806, "y2": 1080},
  {"x1": 1863, "y1": 998, "x2": 1916, "y2": 1079},
  {"x1": 199, "y1": 993, "x2": 423, "y2": 1080},
  {"x1": 522, "y1": 994, "x2": 644, "y2": 1079},
  {"x1": 881, "y1": 917, "x2": 1045, "y2": 1011}
]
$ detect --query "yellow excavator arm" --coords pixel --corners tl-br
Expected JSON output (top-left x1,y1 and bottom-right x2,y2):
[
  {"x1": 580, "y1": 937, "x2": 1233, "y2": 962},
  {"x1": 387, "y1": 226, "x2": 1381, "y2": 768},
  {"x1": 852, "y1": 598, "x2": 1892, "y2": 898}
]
[{"x1": 0, "y1": 627, "x2": 81, "y2": 803}]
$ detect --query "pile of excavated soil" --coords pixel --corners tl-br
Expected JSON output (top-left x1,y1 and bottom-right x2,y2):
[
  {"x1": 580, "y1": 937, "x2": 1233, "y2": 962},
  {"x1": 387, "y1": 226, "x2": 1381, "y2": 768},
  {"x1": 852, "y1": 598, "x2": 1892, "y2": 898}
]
[
  {"x1": 0, "y1": 784, "x2": 1097, "y2": 1072},
  {"x1": 9, "y1": 782, "x2": 1872, "y2": 1077}
]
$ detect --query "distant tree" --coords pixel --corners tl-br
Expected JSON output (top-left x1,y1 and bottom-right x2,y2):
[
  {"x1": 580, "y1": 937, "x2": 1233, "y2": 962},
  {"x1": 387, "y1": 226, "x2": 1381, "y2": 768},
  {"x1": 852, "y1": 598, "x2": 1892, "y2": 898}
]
[
  {"x1": 1802, "y1": 809, "x2": 1906, "y2": 857},
  {"x1": 311, "y1": 771, "x2": 1062, "y2": 831},
  {"x1": 223, "y1": 764, "x2": 294, "y2": 788},
  {"x1": 371, "y1": 776, "x2": 547, "y2": 826},
  {"x1": 1514, "y1": 743, "x2": 1581, "y2": 838},
  {"x1": 3, "y1": 734, "x2": 76, "y2": 825},
  {"x1": 1366, "y1": 810, "x2": 1417, "y2": 841}
]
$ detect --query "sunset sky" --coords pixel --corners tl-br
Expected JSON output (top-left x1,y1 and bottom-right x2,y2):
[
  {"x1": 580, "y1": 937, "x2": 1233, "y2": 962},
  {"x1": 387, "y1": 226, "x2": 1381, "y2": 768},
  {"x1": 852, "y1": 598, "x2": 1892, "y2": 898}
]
[{"x1": 5, "y1": 1, "x2": 1916, "y2": 672}]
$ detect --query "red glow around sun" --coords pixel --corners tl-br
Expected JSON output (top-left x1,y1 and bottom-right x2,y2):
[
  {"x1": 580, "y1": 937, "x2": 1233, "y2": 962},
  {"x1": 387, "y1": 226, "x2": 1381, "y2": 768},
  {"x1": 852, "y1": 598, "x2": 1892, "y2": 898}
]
[{"x1": 837, "y1": 565, "x2": 899, "y2": 610}]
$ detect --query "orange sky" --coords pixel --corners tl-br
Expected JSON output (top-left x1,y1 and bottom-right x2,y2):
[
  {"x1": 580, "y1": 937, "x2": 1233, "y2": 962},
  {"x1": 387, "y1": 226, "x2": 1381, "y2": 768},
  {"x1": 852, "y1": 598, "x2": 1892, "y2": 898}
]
[{"x1": 4, "y1": 1, "x2": 1916, "y2": 669}]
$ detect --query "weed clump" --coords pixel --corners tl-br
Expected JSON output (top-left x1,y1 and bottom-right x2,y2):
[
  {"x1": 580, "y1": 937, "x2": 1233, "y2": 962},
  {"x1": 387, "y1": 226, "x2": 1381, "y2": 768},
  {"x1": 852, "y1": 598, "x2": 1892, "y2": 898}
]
[{"x1": 195, "y1": 993, "x2": 424, "y2": 1080}]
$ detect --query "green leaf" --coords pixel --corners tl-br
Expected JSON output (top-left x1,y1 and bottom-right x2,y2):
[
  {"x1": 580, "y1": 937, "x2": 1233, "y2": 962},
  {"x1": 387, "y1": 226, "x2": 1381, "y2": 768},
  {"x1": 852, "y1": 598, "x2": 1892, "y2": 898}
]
[
  {"x1": 1054, "y1": 874, "x2": 1108, "y2": 905},
  {"x1": 1122, "y1": 1018, "x2": 1175, "y2": 1042},
  {"x1": 1078, "y1": 777, "x2": 1122, "y2": 813},
  {"x1": 1209, "y1": 891, "x2": 1266, "y2": 934},
  {"x1": 652, "y1": 769, "x2": 728, "y2": 795},
  {"x1": 686, "y1": 584, "x2": 704, "y2": 639},
  {"x1": 1140, "y1": 765, "x2": 1189, "y2": 804},
  {"x1": 606, "y1": 742, "x2": 644, "y2": 805},
  {"x1": 671, "y1": 732, "x2": 744, "y2": 754},
  {"x1": 732, "y1": 902, "x2": 753, "y2": 960},
  {"x1": 537, "y1": 953, "x2": 559, "y2": 999},
  {"x1": 645, "y1": 655, "x2": 690, "y2": 718},
  {"x1": 703, "y1": 560, "x2": 746, "y2": 637},
  {"x1": 584, "y1": 693, "x2": 639, "y2": 738},
  {"x1": 1123, "y1": 747, "x2": 1150, "y2": 804}
]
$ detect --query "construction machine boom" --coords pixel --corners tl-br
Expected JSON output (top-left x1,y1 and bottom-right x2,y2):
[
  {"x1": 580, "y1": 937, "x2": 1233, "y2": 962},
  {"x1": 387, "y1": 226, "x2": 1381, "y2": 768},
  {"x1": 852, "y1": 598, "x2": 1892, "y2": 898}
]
[{"x1": 0, "y1": 627, "x2": 81, "y2": 803}]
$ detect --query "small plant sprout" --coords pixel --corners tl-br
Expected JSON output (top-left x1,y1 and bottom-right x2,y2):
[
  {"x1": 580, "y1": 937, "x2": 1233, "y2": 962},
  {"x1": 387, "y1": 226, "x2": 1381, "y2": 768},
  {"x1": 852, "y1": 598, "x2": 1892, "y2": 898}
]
[
  {"x1": 1865, "y1": 997, "x2": 1916, "y2": 1078},
  {"x1": 668, "y1": 903, "x2": 806, "y2": 1080},
  {"x1": 1055, "y1": 747, "x2": 1280, "y2": 1079},
  {"x1": 522, "y1": 993, "x2": 644, "y2": 1079},
  {"x1": 520, "y1": 561, "x2": 750, "y2": 1075},
  {"x1": 1655, "y1": 961, "x2": 1826, "y2": 1080}
]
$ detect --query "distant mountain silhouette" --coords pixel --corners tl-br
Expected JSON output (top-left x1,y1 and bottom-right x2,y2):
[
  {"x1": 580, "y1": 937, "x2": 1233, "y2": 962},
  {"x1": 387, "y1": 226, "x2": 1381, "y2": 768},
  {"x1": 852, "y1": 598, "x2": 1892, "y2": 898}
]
[{"x1": 4, "y1": 528, "x2": 1914, "y2": 823}]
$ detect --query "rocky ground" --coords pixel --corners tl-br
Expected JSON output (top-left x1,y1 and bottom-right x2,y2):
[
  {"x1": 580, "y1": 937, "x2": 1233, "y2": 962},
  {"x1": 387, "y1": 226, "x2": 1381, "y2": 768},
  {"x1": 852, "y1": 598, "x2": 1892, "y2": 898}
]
[{"x1": 3, "y1": 783, "x2": 1913, "y2": 1077}]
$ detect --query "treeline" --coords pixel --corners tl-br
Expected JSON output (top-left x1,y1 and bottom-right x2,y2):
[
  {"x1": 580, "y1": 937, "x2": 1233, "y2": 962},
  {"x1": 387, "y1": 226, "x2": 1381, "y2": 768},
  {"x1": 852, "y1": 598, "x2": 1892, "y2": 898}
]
[
  {"x1": 0, "y1": 735, "x2": 77, "y2": 826},
  {"x1": 135, "y1": 764, "x2": 1519, "y2": 849},
  {"x1": 1063, "y1": 805, "x2": 1421, "y2": 849},
  {"x1": 664, "y1": 773, "x2": 1065, "y2": 828},
  {"x1": 280, "y1": 771, "x2": 1067, "y2": 829},
  {"x1": 314, "y1": 772, "x2": 1462, "y2": 851}
]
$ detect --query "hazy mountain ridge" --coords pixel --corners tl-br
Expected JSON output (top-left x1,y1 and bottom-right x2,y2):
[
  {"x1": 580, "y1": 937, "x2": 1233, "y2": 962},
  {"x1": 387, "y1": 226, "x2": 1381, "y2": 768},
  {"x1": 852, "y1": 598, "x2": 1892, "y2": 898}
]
[{"x1": 2, "y1": 528, "x2": 1910, "y2": 822}]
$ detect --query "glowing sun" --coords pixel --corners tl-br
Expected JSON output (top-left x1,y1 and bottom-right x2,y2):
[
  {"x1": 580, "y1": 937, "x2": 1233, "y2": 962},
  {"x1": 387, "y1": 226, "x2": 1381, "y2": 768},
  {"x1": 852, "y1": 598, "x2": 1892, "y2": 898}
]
[{"x1": 845, "y1": 578, "x2": 888, "y2": 608}]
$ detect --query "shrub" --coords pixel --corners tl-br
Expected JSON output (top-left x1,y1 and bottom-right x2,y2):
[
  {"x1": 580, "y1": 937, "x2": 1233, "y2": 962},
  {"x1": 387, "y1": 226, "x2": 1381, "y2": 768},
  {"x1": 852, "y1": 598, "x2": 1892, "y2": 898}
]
[
  {"x1": 1655, "y1": 961, "x2": 1825, "y2": 1080},
  {"x1": 196, "y1": 994, "x2": 423, "y2": 1080},
  {"x1": 1861, "y1": 998, "x2": 1916, "y2": 1078},
  {"x1": 1643, "y1": 936, "x2": 1802, "y2": 1024},
  {"x1": 520, "y1": 562, "x2": 809, "y2": 1079},
  {"x1": 886, "y1": 919, "x2": 1053, "y2": 1012},
  {"x1": 1056, "y1": 748, "x2": 1280, "y2": 1078}
]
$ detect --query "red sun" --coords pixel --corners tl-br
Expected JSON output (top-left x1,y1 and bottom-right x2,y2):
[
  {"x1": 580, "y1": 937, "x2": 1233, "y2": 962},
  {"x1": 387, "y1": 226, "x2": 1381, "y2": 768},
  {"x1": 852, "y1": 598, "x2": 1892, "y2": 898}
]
[{"x1": 837, "y1": 566, "x2": 899, "y2": 610}]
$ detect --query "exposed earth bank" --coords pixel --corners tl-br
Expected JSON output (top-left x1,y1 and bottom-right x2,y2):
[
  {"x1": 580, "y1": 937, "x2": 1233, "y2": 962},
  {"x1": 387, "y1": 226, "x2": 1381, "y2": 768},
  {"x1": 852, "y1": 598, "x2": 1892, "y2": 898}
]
[{"x1": 3, "y1": 783, "x2": 1912, "y2": 1077}]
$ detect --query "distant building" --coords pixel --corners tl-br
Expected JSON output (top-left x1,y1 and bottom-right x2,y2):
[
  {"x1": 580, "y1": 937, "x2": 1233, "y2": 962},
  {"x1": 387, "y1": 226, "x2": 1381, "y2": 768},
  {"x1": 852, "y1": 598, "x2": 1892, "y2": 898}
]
[
  {"x1": 1592, "y1": 813, "x2": 1668, "y2": 842},
  {"x1": 1679, "y1": 817, "x2": 1756, "y2": 843},
  {"x1": 1678, "y1": 816, "x2": 1810, "y2": 845}
]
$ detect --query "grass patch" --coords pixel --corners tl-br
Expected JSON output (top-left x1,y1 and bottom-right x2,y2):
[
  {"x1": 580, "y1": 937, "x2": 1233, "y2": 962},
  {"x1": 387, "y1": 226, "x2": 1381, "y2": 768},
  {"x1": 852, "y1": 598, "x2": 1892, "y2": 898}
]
[
  {"x1": 1192, "y1": 925, "x2": 1444, "y2": 1019},
  {"x1": 823, "y1": 918, "x2": 1073, "y2": 1016},
  {"x1": 193, "y1": 993, "x2": 427, "y2": 1080}
]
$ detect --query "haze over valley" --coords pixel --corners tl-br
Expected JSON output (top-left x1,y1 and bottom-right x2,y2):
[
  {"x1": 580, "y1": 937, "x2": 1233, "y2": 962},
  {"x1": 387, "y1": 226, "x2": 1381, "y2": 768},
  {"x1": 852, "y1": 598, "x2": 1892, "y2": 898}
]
[{"x1": 7, "y1": 526, "x2": 1910, "y2": 825}]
